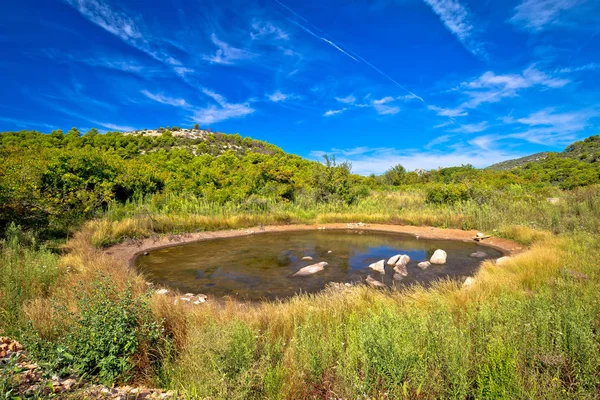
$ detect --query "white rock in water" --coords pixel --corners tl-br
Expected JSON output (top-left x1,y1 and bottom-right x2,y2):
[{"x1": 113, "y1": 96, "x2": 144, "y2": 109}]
[
  {"x1": 463, "y1": 277, "x2": 474, "y2": 287},
  {"x1": 476, "y1": 232, "x2": 485, "y2": 238},
  {"x1": 417, "y1": 261, "x2": 431, "y2": 269},
  {"x1": 395, "y1": 255, "x2": 410, "y2": 267},
  {"x1": 293, "y1": 262, "x2": 328, "y2": 277},
  {"x1": 366, "y1": 275, "x2": 387, "y2": 288},
  {"x1": 470, "y1": 251, "x2": 488, "y2": 258},
  {"x1": 155, "y1": 289, "x2": 169, "y2": 295},
  {"x1": 387, "y1": 255, "x2": 401, "y2": 266},
  {"x1": 393, "y1": 263, "x2": 408, "y2": 277},
  {"x1": 430, "y1": 249, "x2": 447, "y2": 265},
  {"x1": 302, "y1": 256, "x2": 313, "y2": 261},
  {"x1": 496, "y1": 256, "x2": 511, "y2": 265},
  {"x1": 369, "y1": 260, "x2": 386, "y2": 274}
]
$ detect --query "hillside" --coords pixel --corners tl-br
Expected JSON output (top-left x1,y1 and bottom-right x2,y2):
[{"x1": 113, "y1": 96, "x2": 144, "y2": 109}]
[{"x1": 487, "y1": 134, "x2": 600, "y2": 170}]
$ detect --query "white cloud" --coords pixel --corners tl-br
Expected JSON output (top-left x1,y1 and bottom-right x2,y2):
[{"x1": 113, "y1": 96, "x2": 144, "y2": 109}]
[
  {"x1": 428, "y1": 105, "x2": 468, "y2": 117},
  {"x1": 556, "y1": 63, "x2": 600, "y2": 73},
  {"x1": 140, "y1": 90, "x2": 187, "y2": 107},
  {"x1": 371, "y1": 96, "x2": 400, "y2": 115},
  {"x1": 267, "y1": 90, "x2": 298, "y2": 103},
  {"x1": 433, "y1": 121, "x2": 454, "y2": 129},
  {"x1": 174, "y1": 67, "x2": 194, "y2": 77},
  {"x1": 192, "y1": 89, "x2": 255, "y2": 124},
  {"x1": 310, "y1": 146, "x2": 521, "y2": 175},
  {"x1": 510, "y1": 0, "x2": 587, "y2": 31},
  {"x1": 460, "y1": 65, "x2": 570, "y2": 108},
  {"x1": 251, "y1": 21, "x2": 289, "y2": 40},
  {"x1": 65, "y1": 0, "x2": 181, "y2": 66},
  {"x1": 422, "y1": 0, "x2": 486, "y2": 57},
  {"x1": 93, "y1": 121, "x2": 135, "y2": 131},
  {"x1": 203, "y1": 34, "x2": 255, "y2": 65},
  {"x1": 324, "y1": 109, "x2": 347, "y2": 117},
  {"x1": 450, "y1": 121, "x2": 488, "y2": 133},
  {"x1": 510, "y1": 107, "x2": 598, "y2": 144},
  {"x1": 335, "y1": 95, "x2": 357, "y2": 104}
]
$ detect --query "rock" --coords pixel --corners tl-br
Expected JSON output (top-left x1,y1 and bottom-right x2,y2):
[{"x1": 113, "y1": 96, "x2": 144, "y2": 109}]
[
  {"x1": 193, "y1": 294, "x2": 208, "y2": 304},
  {"x1": 393, "y1": 273, "x2": 405, "y2": 281},
  {"x1": 328, "y1": 250, "x2": 333, "y2": 254},
  {"x1": 365, "y1": 275, "x2": 387, "y2": 288},
  {"x1": 294, "y1": 262, "x2": 328, "y2": 276},
  {"x1": 430, "y1": 249, "x2": 447, "y2": 265},
  {"x1": 180, "y1": 297, "x2": 191, "y2": 302},
  {"x1": 62, "y1": 378, "x2": 77, "y2": 390},
  {"x1": 463, "y1": 277, "x2": 474, "y2": 287},
  {"x1": 387, "y1": 254, "x2": 401, "y2": 266},
  {"x1": 368, "y1": 260, "x2": 386, "y2": 274},
  {"x1": 144, "y1": 252, "x2": 150, "y2": 256},
  {"x1": 476, "y1": 232, "x2": 485, "y2": 238},
  {"x1": 547, "y1": 197, "x2": 560, "y2": 205},
  {"x1": 395, "y1": 254, "x2": 410, "y2": 267},
  {"x1": 470, "y1": 251, "x2": 488, "y2": 258},
  {"x1": 155, "y1": 289, "x2": 169, "y2": 295},
  {"x1": 393, "y1": 263, "x2": 408, "y2": 277},
  {"x1": 496, "y1": 256, "x2": 511, "y2": 265},
  {"x1": 417, "y1": 261, "x2": 430, "y2": 269},
  {"x1": 183, "y1": 293, "x2": 194, "y2": 297},
  {"x1": 302, "y1": 256, "x2": 313, "y2": 261}
]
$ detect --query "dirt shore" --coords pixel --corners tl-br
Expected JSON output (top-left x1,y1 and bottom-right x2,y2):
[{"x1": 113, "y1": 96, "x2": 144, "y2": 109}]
[{"x1": 104, "y1": 223, "x2": 525, "y2": 269}]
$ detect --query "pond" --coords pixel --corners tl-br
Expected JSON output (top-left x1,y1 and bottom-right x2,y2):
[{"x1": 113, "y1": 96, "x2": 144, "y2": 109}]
[{"x1": 135, "y1": 230, "x2": 503, "y2": 301}]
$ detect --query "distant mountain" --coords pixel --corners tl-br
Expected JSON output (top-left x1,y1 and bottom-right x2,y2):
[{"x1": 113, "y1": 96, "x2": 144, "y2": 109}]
[{"x1": 487, "y1": 135, "x2": 600, "y2": 171}]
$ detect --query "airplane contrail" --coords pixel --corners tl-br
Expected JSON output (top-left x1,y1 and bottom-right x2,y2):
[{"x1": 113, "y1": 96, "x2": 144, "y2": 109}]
[{"x1": 273, "y1": 0, "x2": 425, "y2": 103}]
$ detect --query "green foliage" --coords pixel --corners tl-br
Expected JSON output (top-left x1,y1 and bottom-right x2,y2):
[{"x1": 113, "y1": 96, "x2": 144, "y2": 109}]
[
  {"x1": 0, "y1": 223, "x2": 60, "y2": 335},
  {"x1": 26, "y1": 275, "x2": 163, "y2": 385}
]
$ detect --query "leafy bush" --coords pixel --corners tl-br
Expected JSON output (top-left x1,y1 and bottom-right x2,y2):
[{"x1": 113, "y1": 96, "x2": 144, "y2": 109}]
[{"x1": 26, "y1": 275, "x2": 164, "y2": 384}]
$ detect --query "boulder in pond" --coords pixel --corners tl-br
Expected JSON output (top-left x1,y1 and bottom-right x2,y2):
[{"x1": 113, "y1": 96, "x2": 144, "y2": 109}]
[
  {"x1": 496, "y1": 256, "x2": 511, "y2": 265},
  {"x1": 393, "y1": 273, "x2": 405, "y2": 281},
  {"x1": 293, "y1": 262, "x2": 328, "y2": 277},
  {"x1": 366, "y1": 275, "x2": 387, "y2": 289},
  {"x1": 395, "y1": 254, "x2": 410, "y2": 267},
  {"x1": 417, "y1": 261, "x2": 431, "y2": 269},
  {"x1": 302, "y1": 256, "x2": 313, "y2": 261},
  {"x1": 430, "y1": 249, "x2": 447, "y2": 265},
  {"x1": 463, "y1": 277, "x2": 475, "y2": 287},
  {"x1": 470, "y1": 251, "x2": 488, "y2": 258},
  {"x1": 393, "y1": 263, "x2": 408, "y2": 277},
  {"x1": 387, "y1": 254, "x2": 401, "y2": 266},
  {"x1": 369, "y1": 260, "x2": 386, "y2": 274}
]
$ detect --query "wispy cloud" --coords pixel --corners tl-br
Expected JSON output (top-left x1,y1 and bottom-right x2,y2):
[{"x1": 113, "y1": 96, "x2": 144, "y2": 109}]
[
  {"x1": 192, "y1": 88, "x2": 255, "y2": 124},
  {"x1": 329, "y1": 94, "x2": 405, "y2": 116},
  {"x1": 93, "y1": 121, "x2": 135, "y2": 131},
  {"x1": 203, "y1": 33, "x2": 255, "y2": 65},
  {"x1": 141, "y1": 90, "x2": 187, "y2": 107},
  {"x1": 450, "y1": 121, "x2": 488, "y2": 133},
  {"x1": 510, "y1": 107, "x2": 598, "y2": 144},
  {"x1": 335, "y1": 95, "x2": 357, "y2": 104},
  {"x1": 428, "y1": 105, "x2": 468, "y2": 117},
  {"x1": 267, "y1": 90, "x2": 297, "y2": 102},
  {"x1": 460, "y1": 65, "x2": 570, "y2": 108},
  {"x1": 290, "y1": 20, "x2": 358, "y2": 62},
  {"x1": 0, "y1": 116, "x2": 56, "y2": 131},
  {"x1": 371, "y1": 96, "x2": 400, "y2": 115},
  {"x1": 556, "y1": 62, "x2": 600, "y2": 73},
  {"x1": 510, "y1": 0, "x2": 588, "y2": 31},
  {"x1": 422, "y1": 0, "x2": 487, "y2": 57},
  {"x1": 309, "y1": 145, "x2": 521, "y2": 174},
  {"x1": 324, "y1": 108, "x2": 347, "y2": 117},
  {"x1": 251, "y1": 21, "x2": 289, "y2": 40},
  {"x1": 65, "y1": 0, "x2": 181, "y2": 67}
]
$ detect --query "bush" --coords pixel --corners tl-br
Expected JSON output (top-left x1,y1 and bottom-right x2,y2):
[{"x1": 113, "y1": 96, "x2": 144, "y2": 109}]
[{"x1": 26, "y1": 274, "x2": 164, "y2": 384}]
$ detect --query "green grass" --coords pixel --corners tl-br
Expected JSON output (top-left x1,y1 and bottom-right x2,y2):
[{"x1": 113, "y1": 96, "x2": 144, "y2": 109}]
[{"x1": 3, "y1": 189, "x2": 600, "y2": 397}]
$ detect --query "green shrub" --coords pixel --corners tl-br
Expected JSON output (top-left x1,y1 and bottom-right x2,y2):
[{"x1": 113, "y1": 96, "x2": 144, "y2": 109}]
[{"x1": 26, "y1": 274, "x2": 164, "y2": 385}]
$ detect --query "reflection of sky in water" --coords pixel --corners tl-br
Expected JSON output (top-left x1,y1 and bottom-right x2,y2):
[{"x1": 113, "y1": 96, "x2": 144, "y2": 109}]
[{"x1": 348, "y1": 245, "x2": 427, "y2": 271}]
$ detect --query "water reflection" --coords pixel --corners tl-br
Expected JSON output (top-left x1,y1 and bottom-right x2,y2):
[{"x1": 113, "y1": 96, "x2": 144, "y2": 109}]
[{"x1": 135, "y1": 230, "x2": 502, "y2": 301}]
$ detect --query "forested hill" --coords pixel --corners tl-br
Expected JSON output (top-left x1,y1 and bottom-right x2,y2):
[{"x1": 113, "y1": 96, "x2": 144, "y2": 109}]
[
  {"x1": 0, "y1": 128, "x2": 369, "y2": 238},
  {"x1": 487, "y1": 135, "x2": 600, "y2": 170}
]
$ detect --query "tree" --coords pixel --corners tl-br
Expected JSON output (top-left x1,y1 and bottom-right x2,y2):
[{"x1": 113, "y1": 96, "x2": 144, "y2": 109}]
[
  {"x1": 384, "y1": 164, "x2": 407, "y2": 186},
  {"x1": 193, "y1": 123, "x2": 199, "y2": 130}
]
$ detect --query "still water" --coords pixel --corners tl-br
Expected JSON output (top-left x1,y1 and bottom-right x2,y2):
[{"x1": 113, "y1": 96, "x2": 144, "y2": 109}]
[{"x1": 135, "y1": 230, "x2": 502, "y2": 301}]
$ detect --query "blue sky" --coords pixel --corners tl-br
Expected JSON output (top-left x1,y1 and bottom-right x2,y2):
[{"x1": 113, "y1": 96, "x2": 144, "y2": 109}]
[{"x1": 1, "y1": 0, "x2": 599, "y2": 174}]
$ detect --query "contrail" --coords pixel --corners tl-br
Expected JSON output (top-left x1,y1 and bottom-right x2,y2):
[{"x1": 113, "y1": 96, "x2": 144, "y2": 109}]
[
  {"x1": 273, "y1": 0, "x2": 425, "y2": 103},
  {"x1": 289, "y1": 20, "x2": 358, "y2": 62}
]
